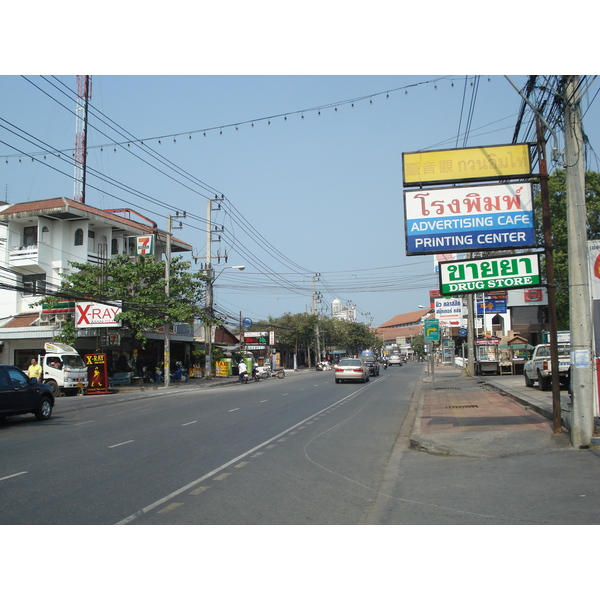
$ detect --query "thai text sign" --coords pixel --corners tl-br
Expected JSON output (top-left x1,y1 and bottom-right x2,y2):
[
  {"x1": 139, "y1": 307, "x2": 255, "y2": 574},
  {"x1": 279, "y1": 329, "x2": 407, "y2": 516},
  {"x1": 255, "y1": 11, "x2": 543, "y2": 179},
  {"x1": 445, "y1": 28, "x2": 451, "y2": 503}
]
[
  {"x1": 434, "y1": 297, "x2": 463, "y2": 322},
  {"x1": 439, "y1": 254, "x2": 541, "y2": 295},
  {"x1": 403, "y1": 143, "x2": 532, "y2": 186},
  {"x1": 404, "y1": 182, "x2": 534, "y2": 255},
  {"x1": 76, "y1": 301, "x2": 122, "y2": 328}
]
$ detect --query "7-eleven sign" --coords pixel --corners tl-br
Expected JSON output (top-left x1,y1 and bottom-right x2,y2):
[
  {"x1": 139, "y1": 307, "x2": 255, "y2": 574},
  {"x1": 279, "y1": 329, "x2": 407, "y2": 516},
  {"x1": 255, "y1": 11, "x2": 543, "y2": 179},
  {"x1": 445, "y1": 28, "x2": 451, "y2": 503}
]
[{"x1": 136, "y1": 235, "x2": 155, "y2": 256}]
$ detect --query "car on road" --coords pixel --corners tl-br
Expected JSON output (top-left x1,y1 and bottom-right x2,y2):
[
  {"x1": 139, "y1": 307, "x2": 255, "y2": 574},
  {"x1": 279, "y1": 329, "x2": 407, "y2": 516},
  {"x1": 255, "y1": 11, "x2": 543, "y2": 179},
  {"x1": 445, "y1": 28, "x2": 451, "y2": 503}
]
[
  {"x1": 0, "y1": 365, "x2": 55, "y2": 422},
  {"x1": 334, "y1": 358, "x2": 370, "y2": 383},
  {"x1": 360, "y1": 355, "x2": 380, "y2": 376},
  {"x1": 388, "y1": 355, "x2": 403, "y2": 366}
]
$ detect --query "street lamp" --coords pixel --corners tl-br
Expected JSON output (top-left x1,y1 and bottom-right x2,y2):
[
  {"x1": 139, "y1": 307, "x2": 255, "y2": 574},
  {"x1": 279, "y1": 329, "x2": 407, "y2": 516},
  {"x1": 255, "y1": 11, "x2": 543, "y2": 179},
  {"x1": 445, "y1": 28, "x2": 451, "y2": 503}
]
[{"x1": 205, "y1": 265, "x2": 245, "y2": 380}]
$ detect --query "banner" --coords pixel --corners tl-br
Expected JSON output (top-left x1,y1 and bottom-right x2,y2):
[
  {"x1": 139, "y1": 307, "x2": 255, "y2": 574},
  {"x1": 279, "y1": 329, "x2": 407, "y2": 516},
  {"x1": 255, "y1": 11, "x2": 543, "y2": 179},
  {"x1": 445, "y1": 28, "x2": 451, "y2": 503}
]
[{"x1": 76, "y1": 301, "x2": 122, "y2": 328}]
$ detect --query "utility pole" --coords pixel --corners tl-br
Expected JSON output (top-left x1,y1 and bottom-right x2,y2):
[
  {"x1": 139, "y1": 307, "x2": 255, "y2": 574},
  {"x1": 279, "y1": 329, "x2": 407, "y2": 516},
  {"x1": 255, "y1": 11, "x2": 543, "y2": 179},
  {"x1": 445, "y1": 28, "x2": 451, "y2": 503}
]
[
  {"x1": 564, "y1": 75, "x2": 595, "y2": 447},
  {"x1": 536, "y1": 117, "x2": 562, "y2": 434},
  {"x1": 163, "y1": 212, "x2": 184, "y2": 387},
  {"x1": 164, "y1": 214, "x2": 172, "y2": 387}
]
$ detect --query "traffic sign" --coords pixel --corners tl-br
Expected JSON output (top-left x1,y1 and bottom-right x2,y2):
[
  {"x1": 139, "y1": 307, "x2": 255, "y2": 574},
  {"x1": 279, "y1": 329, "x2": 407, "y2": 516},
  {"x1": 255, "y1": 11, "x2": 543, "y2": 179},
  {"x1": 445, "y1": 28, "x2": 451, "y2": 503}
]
[
  {"x1": 458, "y1": 327, "x2": 467, "y2": 338},
  {"x1": 424, "y1": 319, "x2": 440, "y2": 342}
]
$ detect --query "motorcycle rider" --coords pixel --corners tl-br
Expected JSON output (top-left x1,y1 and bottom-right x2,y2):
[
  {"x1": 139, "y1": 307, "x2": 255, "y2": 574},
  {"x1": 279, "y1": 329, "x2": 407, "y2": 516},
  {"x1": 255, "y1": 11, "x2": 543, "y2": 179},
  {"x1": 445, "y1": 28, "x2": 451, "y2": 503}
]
[{"x1": 238, "y1": 360, "x2": 248, "y2": 383}]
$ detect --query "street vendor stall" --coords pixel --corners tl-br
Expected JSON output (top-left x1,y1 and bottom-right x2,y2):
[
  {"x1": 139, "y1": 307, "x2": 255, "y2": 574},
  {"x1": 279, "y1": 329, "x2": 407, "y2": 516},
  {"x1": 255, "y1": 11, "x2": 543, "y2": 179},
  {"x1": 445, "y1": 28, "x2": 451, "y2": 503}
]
[{"x1": 475, "y1": 336, "x2": 501, "y2": 375}]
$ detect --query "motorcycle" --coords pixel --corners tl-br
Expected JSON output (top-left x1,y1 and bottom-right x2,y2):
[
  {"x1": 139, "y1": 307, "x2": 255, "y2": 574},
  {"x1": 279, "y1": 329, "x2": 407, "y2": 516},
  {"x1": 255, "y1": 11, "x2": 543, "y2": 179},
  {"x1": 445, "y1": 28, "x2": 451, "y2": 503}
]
[
  {"x1": 262, "y1": 367, "x2": 285, "y2": 379},
  {"x1": 241, "y1": 371, "x2": 250, "y2": 384},
  {"x1": 170, "y1": 362, "x2": 189, "y2": 383},
  {"x1": 252, "y1": 367, "x2": 261, "y2": 382}
]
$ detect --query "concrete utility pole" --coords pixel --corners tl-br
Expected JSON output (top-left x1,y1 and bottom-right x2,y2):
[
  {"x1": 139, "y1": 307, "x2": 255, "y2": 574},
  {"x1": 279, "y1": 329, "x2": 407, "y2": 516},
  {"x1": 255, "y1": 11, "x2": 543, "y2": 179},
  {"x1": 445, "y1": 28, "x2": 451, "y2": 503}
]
[
  {"x1": 164, "y1": 214, "x2": 172, "y2": 387},
  {"x1": 564, "y1": 75, "x2": 595, "y2": 447}
]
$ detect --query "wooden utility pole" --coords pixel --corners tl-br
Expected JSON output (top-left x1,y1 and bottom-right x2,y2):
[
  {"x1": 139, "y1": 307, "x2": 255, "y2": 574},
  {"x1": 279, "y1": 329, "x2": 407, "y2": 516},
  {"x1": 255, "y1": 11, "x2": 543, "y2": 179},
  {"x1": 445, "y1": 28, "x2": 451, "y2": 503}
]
[{"x1": 536, "y1": 117, "x2": 562, "y2": 433}]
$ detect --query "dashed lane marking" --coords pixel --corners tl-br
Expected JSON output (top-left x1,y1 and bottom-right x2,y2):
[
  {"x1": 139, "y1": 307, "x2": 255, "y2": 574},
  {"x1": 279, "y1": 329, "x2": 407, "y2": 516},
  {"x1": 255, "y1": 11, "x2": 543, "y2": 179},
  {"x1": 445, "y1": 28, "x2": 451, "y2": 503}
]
[
  {"x1": 0, "y1": 471, "x2": 27, "y2": 482},
  {"x1": 108, "y1": 440, "x2": 134, "y2": 449}
]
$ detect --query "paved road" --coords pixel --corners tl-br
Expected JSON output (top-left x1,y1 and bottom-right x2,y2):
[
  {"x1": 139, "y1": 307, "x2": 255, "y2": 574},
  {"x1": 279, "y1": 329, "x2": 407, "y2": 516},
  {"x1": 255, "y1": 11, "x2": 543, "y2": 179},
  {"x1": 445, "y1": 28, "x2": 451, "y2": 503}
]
[{"x1": 0, "y1": 365, "x2": 420, "y2": 525}]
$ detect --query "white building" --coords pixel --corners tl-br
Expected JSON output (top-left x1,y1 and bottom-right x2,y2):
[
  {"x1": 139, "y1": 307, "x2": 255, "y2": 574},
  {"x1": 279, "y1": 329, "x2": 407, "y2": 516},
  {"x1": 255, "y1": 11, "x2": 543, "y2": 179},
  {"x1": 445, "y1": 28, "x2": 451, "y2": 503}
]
[
  {"x1": 331, "y1": 299, "x2": 357, "y2": 322},
  {"x1": 0, "y1": 197, "x2": 193, "y2": 371}
]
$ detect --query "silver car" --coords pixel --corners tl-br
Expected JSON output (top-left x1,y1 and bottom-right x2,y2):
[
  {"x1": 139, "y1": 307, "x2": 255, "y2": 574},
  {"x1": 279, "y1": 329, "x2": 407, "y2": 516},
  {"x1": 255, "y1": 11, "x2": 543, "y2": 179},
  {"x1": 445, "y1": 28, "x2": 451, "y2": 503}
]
[{"x1": 334, "y1": 358, "x2": 370, "y2": 383}]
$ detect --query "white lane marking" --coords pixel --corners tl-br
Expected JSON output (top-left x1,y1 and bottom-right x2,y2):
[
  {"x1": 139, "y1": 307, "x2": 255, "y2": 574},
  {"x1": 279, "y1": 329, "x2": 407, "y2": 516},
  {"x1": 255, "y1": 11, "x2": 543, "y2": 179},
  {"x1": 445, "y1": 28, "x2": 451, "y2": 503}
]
[
  {"x1": 0, "y1": 471, "x2": 27, "y2": 482},
  {"x1": 108, "y1": 440, "x2": 134, "y2": 449},
  {"x1": 75, "y1": 421, "x2": 95, "y2": 426},
  {"x1": 228, "y1": 408, "x2": 240, "y2": 413},
  {"x1": 181, "y1": 421, "x2": 197, "y2": 427},
  {"x1": 260, "y1": 399, "x2": 268, "y2": 403},
  {"x1": 116, "y1": 383, "x2": 375, "y2": 525}
]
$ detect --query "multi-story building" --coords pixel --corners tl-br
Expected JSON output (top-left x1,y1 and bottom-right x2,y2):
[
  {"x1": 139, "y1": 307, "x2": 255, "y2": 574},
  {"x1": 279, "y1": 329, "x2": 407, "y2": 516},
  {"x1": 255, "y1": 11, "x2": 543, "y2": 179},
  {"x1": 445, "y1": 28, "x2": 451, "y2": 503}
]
[{"x1": 0, "y1": 196, "x2": 194, "y2": 372}]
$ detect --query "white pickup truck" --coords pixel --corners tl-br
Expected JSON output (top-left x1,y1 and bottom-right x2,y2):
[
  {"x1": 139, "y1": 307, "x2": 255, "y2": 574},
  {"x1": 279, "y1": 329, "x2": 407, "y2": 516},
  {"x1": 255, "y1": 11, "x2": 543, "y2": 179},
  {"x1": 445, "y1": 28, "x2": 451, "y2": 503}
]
[{"x1": 524, "y1": 342, "x2": 571, "y2": 391}]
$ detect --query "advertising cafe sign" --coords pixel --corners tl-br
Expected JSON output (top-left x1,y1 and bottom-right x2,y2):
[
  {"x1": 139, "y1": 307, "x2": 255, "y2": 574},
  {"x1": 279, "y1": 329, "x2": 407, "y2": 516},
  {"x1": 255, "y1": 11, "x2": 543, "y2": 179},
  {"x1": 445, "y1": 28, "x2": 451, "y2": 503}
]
[
  {"x1": 402, "y1": 143, "x2": 532, "y2": 187},
  {"x1": 404, "y1": 182, "x2": 534, "y2": 255},
  {"x1": 439, "y1": 254, "x2": 541, "y2": 296}
]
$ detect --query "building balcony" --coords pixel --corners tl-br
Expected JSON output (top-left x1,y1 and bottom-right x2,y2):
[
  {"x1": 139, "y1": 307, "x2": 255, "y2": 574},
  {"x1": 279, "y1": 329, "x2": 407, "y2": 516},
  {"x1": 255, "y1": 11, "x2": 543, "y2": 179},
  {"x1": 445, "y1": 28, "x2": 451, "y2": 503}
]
[{"x1": 9, "y1": 245, "x2": 39, "y2": 268}]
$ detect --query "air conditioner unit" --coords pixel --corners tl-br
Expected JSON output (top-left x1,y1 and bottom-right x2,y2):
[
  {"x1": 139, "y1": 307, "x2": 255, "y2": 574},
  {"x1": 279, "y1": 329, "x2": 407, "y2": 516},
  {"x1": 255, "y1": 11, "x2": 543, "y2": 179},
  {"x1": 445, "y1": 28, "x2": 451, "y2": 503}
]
[
  {"x1": 55, "y1": 313, "x2": 67, "y2": 322},
  {"x1": 39, "y1": 314, "x2": 51, "y2": 324}
]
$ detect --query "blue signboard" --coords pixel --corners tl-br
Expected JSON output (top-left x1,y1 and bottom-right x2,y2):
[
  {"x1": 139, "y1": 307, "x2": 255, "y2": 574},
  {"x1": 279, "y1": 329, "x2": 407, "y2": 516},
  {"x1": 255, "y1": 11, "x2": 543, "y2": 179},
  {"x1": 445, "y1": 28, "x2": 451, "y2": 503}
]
[
  {"x1": 404, "y1": 182, "x2": 535, "y2": 256},
  {"x1": 476, "y1": 298, "x2": 507, "y2": 314}
]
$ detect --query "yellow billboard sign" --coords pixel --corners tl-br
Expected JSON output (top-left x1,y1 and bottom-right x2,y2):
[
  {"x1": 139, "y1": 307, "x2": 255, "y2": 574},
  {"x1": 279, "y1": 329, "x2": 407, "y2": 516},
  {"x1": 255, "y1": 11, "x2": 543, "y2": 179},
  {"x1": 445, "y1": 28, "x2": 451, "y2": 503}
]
[{"x1": 403, "y1": 144, "x2": 532, "y2": 186}]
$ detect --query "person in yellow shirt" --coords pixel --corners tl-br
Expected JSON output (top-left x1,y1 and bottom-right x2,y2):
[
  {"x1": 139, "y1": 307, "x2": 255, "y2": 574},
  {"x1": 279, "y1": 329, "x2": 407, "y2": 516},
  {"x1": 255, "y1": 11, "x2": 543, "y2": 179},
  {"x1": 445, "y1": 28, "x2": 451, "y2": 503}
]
[{"x1": 27, "y1": 358, "x2": 42, "y2": 381}]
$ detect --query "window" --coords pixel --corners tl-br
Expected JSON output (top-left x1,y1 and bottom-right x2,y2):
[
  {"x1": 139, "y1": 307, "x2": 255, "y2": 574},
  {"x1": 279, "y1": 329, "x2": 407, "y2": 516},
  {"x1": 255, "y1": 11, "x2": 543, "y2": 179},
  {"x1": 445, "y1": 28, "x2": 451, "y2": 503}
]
[
  {"x1": 41, "y1": 226, "x2": 50, "y2": 244},
  {"x1": 23, "y1": 226, "x2": 37, "y2": 247},
  {"x1": 22, "y1": 273, "x2": 46, "y2": 296},
  {"x1": 111, "y1": 238, "x2": 119, "y2": 255},
  {"x1": 74, "y1": 228, "x2": 84, "y2": 246},
  {"x1": 88, "y1": 229, "x2": 95, "y2": 252}
]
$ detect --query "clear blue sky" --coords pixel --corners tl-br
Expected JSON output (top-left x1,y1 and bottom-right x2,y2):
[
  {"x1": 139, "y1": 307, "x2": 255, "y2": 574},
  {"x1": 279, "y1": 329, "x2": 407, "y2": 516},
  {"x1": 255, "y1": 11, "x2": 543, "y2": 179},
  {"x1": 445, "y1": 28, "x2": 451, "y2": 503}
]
[
  {"x1": 1, "y1": 8, "x2": 598, "y2": 328},
  {"x1": 2, "y1": 74, "x2": 600, "y2": 328}
]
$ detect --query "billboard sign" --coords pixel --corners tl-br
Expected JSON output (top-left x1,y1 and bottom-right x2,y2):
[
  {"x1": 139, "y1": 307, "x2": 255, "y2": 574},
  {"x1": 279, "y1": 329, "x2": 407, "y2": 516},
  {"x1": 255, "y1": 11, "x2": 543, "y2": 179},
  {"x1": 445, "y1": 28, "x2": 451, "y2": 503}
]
[
  {"x1": 402, "y1": 143, "x2": 532, "y2": 187},
  {"x1": 439, "y1": 254, "x2": 541, "y2": 296},
  {"x1": 75, "y1": 301, "x2": 122, "y2": 328},
  {"x1": 404, "y1": 182, "x2": 535, "y2": 255}
]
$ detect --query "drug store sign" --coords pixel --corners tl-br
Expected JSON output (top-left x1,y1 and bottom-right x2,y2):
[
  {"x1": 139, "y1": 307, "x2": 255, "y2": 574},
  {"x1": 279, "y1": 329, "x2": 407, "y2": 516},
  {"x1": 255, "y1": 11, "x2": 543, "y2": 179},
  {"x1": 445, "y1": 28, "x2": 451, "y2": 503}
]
[
  {"x1": 439, "y1": 254, "x2": 541, "y2": 296},
  {"x1": 404, "y1": 182, "x2": 534, "y2": 255}
]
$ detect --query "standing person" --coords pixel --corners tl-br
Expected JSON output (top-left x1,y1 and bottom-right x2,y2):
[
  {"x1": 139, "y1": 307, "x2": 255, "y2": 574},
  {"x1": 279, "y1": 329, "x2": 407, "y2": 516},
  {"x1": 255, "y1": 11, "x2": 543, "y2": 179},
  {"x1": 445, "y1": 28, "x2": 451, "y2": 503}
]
[
  {"x1": 28, "y1": 358, "x2": 42, "y2": 381},
  {"x1": 238, "y1": 360, "x2": 248, "y2": 383}
]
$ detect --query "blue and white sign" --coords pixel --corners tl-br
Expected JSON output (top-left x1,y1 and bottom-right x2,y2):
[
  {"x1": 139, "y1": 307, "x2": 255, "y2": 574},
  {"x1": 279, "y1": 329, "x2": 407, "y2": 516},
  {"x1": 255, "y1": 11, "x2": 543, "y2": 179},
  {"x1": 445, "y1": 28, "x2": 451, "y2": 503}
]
[{"x1": 404, "y1": 182, "x2": 534, "y2": 255}]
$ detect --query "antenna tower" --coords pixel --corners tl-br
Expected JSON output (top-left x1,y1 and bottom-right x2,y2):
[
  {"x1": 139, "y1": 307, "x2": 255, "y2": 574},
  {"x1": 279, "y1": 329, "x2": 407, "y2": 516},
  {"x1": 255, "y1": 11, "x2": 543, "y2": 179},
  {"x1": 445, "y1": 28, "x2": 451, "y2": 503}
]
[{"x1": 74, "y1": 75, "x2": 91, "y2": 204}]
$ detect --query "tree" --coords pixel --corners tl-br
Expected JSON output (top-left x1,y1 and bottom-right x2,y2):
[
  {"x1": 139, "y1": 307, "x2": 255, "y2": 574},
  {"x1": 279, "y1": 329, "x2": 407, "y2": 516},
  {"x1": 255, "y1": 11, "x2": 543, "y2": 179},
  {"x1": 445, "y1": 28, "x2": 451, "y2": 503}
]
[
  {"x1": 534, "y1": 170, "x2": 600, "y2": 329},
  {"x1": 34, "y1": 254, "x2": 208, "y2": 347}
]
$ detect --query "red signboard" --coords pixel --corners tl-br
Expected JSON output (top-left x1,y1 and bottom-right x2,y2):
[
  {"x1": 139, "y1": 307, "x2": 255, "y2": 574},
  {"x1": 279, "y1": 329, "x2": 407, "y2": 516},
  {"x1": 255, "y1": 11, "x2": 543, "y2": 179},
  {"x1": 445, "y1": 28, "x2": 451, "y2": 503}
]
[{"x1": 84, "y1": 353, "x2": 110, "y2": 394}]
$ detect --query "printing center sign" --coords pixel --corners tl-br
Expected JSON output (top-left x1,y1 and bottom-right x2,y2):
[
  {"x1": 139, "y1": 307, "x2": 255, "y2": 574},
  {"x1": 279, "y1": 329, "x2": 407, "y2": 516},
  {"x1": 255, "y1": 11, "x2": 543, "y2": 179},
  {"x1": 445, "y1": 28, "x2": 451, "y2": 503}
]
[
  {"x1": 439, "y1": 254, "x2": 541, "y2": 296},
  {"x1": 405, "y1": 182, "x2": 534, "y2": 255}
]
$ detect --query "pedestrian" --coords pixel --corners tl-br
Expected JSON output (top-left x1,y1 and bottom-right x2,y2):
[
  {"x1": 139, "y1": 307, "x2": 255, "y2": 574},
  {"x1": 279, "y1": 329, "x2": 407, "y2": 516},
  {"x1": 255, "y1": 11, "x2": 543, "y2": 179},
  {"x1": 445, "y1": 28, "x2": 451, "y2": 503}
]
[
  {"x1": 238, "y1": 360, "x2": 248, "y2": 383},
  {"x1": 28, "y1": 358, "x2": 42, "y2": 381}
]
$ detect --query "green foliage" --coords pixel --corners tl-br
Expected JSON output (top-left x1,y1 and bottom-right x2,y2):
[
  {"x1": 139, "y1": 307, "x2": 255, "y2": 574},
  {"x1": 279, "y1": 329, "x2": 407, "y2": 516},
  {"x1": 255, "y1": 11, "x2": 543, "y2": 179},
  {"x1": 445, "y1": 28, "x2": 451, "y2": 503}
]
[
  {"x1": 34, "y1": 254, "x2": 208, "y2": 347},
  {"x1": 534, "y1": 170, "x2": 600, "y2": 329},
  {"x1": 411, "y1": 334, "x2": 425, "y2": 357},
  {"x1": 52, "y1": 319, "x2": 77, "y2": 347}
]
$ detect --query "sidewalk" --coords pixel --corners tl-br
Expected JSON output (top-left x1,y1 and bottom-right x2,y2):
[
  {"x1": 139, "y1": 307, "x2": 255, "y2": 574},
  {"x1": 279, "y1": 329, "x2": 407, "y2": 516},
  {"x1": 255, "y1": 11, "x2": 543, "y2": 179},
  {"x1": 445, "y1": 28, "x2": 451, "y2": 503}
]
[{"x1": 409, "y1": 364, "x2": 578, "y2": 457}]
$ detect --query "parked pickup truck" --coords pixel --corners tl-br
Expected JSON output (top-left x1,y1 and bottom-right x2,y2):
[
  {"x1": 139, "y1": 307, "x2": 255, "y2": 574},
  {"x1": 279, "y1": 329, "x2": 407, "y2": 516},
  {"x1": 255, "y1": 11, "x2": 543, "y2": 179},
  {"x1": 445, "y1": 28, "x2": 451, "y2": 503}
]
[{"x1": 524, "y1": 343, "x2": 571, "y2": 391}]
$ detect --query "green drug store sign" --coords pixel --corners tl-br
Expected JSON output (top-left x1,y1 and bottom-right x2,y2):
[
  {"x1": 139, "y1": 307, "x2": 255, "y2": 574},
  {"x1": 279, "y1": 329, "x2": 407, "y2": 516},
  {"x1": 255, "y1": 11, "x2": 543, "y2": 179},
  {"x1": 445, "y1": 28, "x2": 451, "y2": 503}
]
[{"x1": 439, "y1": 254, "x2": 541, "y2": 296}]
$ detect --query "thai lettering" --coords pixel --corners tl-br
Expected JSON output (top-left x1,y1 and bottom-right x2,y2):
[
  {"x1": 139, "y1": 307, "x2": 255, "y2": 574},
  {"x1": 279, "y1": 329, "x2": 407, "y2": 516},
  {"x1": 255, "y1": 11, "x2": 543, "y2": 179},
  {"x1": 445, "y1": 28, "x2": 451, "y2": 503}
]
[
  {"x1": 448, "y1": 264, "x2": 465, "y2": 281},
  {"x1": 463, "y1": 193, "x2": 481, "y2": 212}
]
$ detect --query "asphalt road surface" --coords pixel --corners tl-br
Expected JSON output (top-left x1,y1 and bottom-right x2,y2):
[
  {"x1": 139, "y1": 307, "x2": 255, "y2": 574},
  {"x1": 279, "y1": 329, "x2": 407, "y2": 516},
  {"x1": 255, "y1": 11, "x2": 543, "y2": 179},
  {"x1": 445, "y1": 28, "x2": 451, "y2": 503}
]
[{"x1": 0, "y1": 364, "x2": 420, "y2": 525}]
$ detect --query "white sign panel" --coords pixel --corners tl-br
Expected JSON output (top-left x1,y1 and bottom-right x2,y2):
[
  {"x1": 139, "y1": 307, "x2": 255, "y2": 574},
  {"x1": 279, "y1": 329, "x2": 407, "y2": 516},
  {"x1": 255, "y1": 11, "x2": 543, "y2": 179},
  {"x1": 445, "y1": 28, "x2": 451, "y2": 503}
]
[
  {"x1": 434, "y1": 297, "x2": 463, "y2": 325},
  {"x1": 75, "y1": 301, "x2": 122, "y2": 328},
  {"x1": 404, "y1": 182, "x2": 534, "y2": 255}
]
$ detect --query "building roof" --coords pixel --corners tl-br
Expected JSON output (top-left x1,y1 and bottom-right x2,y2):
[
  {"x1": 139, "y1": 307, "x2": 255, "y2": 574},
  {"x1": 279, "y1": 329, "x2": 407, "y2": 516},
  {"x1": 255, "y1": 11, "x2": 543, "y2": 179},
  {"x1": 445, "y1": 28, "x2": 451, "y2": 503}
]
[
  {"x1": 0, "y1": 197, "x2": 192, "y2": 252},
  {"x1": 1, "y1": 313, "x2": 39, "y2": 328},
  {"x1": 377, "y1": 308, "x2": 432, "y2": 329}
]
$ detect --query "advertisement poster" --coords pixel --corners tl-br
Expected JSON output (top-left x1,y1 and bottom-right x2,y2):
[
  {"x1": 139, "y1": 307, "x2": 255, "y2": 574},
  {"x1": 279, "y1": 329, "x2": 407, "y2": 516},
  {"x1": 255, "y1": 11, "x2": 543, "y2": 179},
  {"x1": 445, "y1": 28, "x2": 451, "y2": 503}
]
[{"x1": 85, "y1": 353, "x2": 109, "y2": 394}]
